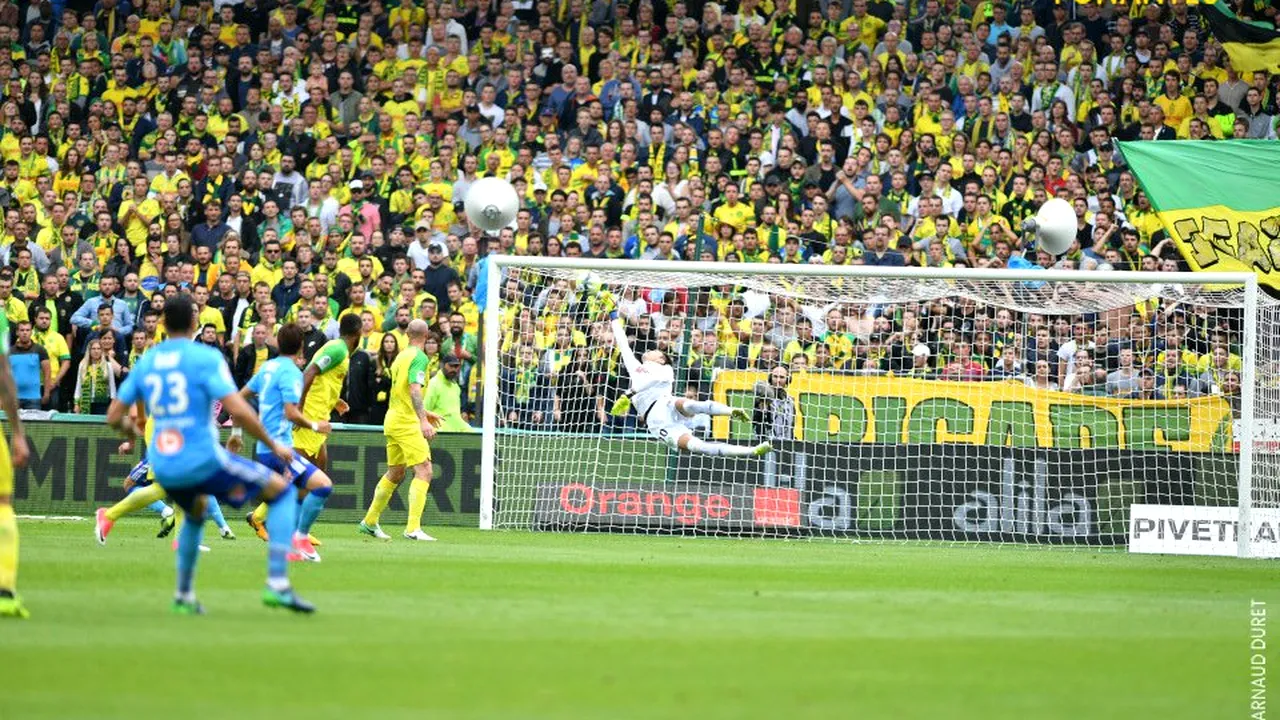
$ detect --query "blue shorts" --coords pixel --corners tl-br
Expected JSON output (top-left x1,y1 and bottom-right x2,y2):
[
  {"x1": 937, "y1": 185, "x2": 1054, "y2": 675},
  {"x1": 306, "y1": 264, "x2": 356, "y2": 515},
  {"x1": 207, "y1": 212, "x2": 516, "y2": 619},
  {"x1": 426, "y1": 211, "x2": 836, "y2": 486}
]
[
  {"x1": 126, "y1": 460, "x2": 152, "y2": 488},
  {"x1": 159, "y1": 453, "x2": 275, "y2": 513},
  {"x1": 257, "y1": 452, "x2": 319, "y2": 489}
]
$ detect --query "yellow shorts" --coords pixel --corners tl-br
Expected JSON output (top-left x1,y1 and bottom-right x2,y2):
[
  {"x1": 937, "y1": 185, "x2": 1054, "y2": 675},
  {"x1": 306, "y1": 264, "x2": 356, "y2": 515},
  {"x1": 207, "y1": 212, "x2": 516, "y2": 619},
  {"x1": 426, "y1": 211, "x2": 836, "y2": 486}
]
[
  {"x1": 293, "y1": 427, "x2": 326, "y2": 456},
  {"x1": 385, "y1": 428, "x2": 430, "y2": 468},
  {"x1": 0, "y1": 434, "x2": 10, "y2": 496}
]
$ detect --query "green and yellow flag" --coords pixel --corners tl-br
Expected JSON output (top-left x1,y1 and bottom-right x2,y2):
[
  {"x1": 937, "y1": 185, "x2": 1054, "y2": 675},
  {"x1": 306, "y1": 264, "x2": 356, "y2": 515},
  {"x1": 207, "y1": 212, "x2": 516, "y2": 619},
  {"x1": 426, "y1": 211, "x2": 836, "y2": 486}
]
[
  {"x1": 1201, "y1": 3, "x2": 1280, "y2": 75},
  {"x1": 1120, "y1": 140, "x2": 1280, "y2": 291}
]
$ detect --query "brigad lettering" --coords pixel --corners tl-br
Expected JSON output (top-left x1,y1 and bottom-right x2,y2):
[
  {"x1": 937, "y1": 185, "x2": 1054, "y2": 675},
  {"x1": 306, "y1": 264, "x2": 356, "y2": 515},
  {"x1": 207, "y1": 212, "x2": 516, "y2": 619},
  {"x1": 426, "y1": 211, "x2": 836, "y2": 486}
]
[
  {"x1": 558, "y1": 482, "x2": 731, "y2": 526},
  {"x1": 712, "y1": 371, "x2": 1230, "y2": 452},
  {"x1": 1173, "y1": 215, "x2": 1280, "y2": 275}
]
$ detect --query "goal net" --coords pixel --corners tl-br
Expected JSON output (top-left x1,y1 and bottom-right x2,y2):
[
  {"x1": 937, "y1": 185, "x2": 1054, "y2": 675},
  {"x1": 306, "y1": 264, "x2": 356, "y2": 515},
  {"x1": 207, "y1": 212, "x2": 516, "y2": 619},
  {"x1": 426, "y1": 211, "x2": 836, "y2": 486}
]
[{"x1": 481, "y1": 257, "x2": 1280, "y2": 556}]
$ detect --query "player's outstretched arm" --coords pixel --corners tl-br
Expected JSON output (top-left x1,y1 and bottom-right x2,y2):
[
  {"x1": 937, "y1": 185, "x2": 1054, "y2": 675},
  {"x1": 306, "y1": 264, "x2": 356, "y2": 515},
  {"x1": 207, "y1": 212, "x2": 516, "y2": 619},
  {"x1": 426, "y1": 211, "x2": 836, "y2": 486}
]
[
  {"x1": 599, "y1": 291, "x2": 640, "y2": 375},
  {"x1": 608, "y1": 314, "x2": 640, "y2": 376}
]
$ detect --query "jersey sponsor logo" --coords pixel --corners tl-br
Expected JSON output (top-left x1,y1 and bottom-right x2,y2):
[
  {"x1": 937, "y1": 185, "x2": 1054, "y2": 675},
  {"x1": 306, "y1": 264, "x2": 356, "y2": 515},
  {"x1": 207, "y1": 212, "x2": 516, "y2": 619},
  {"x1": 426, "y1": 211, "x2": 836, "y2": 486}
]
[
  {"x1": 154, "y1": 428, "x2": 184, "y2": 455},
  {"x1": 225, "y1": 482, "x2": 249, "y2": 505}
]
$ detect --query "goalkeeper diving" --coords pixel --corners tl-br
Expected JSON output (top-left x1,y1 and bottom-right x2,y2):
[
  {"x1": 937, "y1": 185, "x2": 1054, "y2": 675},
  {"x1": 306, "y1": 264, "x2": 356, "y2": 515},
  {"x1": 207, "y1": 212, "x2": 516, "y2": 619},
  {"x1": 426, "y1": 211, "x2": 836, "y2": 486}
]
[{"x1": 603, "y1": 294, "x2": 771, "y2": 458}]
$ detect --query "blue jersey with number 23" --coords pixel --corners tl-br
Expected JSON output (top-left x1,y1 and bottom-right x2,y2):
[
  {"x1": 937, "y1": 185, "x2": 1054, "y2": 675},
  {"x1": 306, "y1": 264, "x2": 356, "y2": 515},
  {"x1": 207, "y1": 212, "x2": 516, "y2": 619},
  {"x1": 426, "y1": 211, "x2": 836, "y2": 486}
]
[{"x1": 117, "y1": 338, "x2": 238, "y2": 486}]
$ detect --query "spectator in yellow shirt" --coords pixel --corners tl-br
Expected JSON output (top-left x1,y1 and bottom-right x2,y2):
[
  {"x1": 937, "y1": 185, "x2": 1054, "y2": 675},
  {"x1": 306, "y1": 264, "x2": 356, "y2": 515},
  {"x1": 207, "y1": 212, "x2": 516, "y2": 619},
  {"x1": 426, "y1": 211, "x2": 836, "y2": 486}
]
[
  {"x1": 1154, "y1": 71, "x2": 1192, "y2": 129},
  {"x1": 712, "y1": 184, "x2": 755, "y2": 233}
]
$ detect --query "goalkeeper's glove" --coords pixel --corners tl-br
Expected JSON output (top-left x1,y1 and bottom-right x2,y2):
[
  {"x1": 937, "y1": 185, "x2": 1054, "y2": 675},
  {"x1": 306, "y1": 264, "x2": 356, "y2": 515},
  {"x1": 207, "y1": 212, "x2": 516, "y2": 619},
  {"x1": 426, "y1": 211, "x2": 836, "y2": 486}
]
[
  {"x1": 609, "y1": 395, "x2": 632, "y2": 417},
  {"x1": 599, "y1": 290, "x2": 617, "y2": 320}
]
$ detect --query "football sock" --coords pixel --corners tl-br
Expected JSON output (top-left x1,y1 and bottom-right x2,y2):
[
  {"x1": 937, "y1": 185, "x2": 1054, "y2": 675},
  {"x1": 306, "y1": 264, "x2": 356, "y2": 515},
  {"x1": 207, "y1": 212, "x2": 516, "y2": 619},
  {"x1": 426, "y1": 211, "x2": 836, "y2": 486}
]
[
  {"x1": 685, "y1": 437, "x2": 760, "y2": 457},
  {"x1": 679, "y1": 400, "x2": 734, "y2": 417},
  {"x1": 265, "y1": 484, "x2": 298, "y2": 584},
  {"x1": 296, "y1": 484, "x2": 331, "y2": 536},
  {"x1": 204, "y1": 498, "x2": 229, "y2": 530},
  {"x1": 144, "y1": 500, "x2": 169, "y2": 515},
  {"x1": 251, "y1": 502, "x2": 268, "y2": 525},
  {"x1": 0, "y1": 505, "x2": 17, "y2": 592},
  {"x1": 362, "y1": 475, "x2": 397, "y2": 526},
  {"x1": 175, "y1": 515, "x2": 204, "y2": 596},
  {"x1": 406, "y1": 478, "x2": 430, "y2": 534},
  {"x1": 107, "y1": 482, "x2": 167, "y2": 521}
]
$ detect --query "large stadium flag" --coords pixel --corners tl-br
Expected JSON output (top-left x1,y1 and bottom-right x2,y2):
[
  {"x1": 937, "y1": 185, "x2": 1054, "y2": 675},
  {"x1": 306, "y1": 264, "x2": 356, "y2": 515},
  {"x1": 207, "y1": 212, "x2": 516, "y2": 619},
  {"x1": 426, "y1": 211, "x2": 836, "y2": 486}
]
[
  {"x1": 1201, "y1": 3, "x2": 1280, "y2": 74},
  {"x1": 1119, "y1": 140, "x2": 1280, "y2": 292}
]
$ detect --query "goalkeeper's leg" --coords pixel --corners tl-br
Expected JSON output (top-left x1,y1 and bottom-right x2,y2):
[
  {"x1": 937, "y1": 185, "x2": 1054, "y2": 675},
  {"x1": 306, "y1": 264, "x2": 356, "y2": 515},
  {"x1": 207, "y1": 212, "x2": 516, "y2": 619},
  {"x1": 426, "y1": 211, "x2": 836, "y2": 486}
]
[
  {"x1": 676, "y1": 433, "x2": 772, "y2": 458},
  {"x1": 673, "y1": 398, "x2": 746, "y2": 421}
]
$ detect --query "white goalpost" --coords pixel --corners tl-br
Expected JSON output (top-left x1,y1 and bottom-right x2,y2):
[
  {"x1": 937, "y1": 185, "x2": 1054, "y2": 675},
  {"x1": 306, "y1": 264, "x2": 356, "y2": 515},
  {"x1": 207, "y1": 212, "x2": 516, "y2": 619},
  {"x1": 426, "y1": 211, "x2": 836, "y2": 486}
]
[{"x1": 480, "y1": 257, "x2": 1279, "y2": 558}]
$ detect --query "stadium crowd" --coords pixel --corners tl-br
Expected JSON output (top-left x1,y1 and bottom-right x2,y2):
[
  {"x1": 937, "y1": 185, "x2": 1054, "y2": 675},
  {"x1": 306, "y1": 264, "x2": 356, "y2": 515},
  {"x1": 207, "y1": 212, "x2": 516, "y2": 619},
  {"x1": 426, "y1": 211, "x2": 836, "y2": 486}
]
[{"x1": 0, "y1": 0, "x2": 1257, "y2": 429}]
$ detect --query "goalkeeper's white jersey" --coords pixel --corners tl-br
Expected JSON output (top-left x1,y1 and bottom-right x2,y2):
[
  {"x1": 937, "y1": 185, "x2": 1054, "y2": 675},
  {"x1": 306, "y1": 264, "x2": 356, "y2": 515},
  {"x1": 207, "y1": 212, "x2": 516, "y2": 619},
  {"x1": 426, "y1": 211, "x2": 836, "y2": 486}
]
[
  {"x1": 629, "y1": 361, "x2": 675, "y2": 420},
  {"x1": 610, "y1": 316, "x2": 674, "y2": 421}
]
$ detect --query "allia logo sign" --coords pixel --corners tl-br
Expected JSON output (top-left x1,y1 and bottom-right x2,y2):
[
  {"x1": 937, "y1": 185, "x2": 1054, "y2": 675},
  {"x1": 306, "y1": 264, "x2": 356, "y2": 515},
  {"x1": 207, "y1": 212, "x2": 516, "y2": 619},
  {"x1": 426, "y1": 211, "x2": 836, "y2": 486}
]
[{"x1": 953, "y1": 456, "x2": 1095, "y2": 537}]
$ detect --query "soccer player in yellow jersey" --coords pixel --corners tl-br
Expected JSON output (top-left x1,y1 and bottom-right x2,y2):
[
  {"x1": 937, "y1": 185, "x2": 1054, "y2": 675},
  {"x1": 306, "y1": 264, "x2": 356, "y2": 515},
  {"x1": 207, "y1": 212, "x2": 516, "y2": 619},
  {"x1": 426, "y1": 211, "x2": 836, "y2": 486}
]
[
  {"x1": 0, "y1": 311, "x2": 31, "y2": 618},
  {"x1": 358, "y1": 319, "x2": 444, "y2": 541},
  {"x1": 245, "y1": 314, "x2": 361, "y2": 540}
]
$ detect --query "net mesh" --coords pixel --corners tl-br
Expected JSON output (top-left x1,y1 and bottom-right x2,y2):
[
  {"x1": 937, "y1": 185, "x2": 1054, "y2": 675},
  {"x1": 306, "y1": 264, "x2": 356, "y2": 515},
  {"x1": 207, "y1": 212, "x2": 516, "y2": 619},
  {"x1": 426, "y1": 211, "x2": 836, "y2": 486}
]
[{"x1": 486, "y1": 262, "x2": 1280, "y2": 551}]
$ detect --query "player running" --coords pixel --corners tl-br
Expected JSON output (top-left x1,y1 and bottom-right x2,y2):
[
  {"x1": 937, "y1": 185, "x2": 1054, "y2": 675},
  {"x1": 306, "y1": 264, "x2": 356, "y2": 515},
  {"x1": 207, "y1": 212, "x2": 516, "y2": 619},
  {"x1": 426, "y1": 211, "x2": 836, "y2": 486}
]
[
  {"x1": 104, "y1": 457, "x2": 177, "y2": 538},
  {"x1": 244, "y1": 314, "x2": 361, "y2": 542},
  {"x1": 0, "y1": 312, "x2": 30, "y2": 619},
  {"x1": 605, "y1": 296, "x2": 772, "y2": 458},
  {"x1": 358, "y1": 319, "x2": 445, "y2": 541},
  {"x1": 95, "y1": 457, "x2": 236, "y2": 548},
  {"x1": 229, "y1": 323, "x2": 334, "y2": 562},
  {"x1": 95, "y1": 404, "x2": 236, "y2": 547},
  {"x1": 106, "y1": 295, "x2": 313, "y2": 614}
]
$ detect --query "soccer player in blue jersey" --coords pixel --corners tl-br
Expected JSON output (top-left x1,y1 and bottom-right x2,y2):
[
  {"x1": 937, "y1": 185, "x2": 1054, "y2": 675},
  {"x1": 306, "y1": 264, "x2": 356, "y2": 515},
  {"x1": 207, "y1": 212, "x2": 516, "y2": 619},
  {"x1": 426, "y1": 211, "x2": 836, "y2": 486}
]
[
  {"x1": 230, "y1": 323, "x2": 334, "y2": 563},
  {"x1": 107, "y1": 295, "x2": 314, "y2": 615}
]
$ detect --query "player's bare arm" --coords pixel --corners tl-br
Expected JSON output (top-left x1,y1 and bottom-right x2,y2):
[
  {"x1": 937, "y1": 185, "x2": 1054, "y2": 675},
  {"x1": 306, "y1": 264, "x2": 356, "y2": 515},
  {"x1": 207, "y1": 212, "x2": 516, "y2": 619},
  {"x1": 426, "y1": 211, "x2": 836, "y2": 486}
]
[
  {"x1": 298, "y1": 364, "x2": 319, "y2": 414},
  {"x1": 220, "y1": 391, "x2": 293, "y2": 465},
  {"x1": 117, "y1": 402, "x2": 147, "y2": 454},
  {"x1": 410, "y1": 383, "x2": 437, "y2": 438},
  {"x1": 287, "y1": 402, "x2": 330, "y2": 435},
  {"x1": 106, "y1": 398, "x2": 145, "y2": 444},
  {"x1": 0, "y1": 354, "x2": 27, "y2": 469}
]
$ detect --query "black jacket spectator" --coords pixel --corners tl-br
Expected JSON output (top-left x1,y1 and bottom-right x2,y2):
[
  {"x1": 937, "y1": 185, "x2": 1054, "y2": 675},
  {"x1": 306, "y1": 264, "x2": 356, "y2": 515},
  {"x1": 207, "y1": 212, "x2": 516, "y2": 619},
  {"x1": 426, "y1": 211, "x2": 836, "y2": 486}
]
[
  {"x1": 272, "y1": 277, "x2": 302, "y2": 318},
  {"x1": 301, "y1": 326, "x2": 327, "y2": 362},
  {"x1": 234, "y1": 343, "x2": 278, "y2": 387},
  {"x1": 422, "y1": 261, "x2": 461, "y2": 314},
  {"x1": 343, "y1": 349, "x2": 377, "y2": 424}
]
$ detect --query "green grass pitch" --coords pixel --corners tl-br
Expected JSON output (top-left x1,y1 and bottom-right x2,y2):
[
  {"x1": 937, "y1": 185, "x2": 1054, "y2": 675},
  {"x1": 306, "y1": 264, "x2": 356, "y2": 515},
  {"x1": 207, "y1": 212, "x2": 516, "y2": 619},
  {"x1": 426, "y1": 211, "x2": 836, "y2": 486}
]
[{"x1": 2, "y1": 519, "x2": 1272, "y2": 719}]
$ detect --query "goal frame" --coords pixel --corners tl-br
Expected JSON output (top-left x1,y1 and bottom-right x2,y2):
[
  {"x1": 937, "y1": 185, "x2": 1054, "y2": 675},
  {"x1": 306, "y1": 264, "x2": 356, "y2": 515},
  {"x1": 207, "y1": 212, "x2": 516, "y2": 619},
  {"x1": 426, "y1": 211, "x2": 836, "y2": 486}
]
[{"x1": 479, "y1": 256, "x2": 1260, "y2": 556}]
